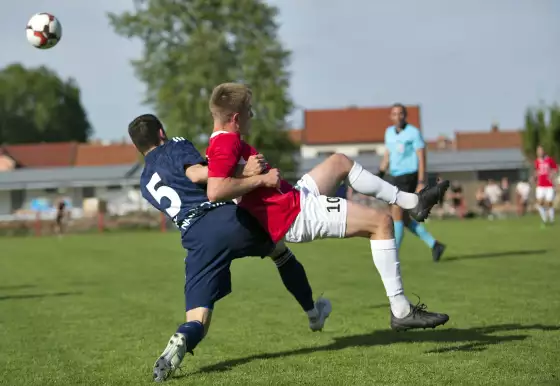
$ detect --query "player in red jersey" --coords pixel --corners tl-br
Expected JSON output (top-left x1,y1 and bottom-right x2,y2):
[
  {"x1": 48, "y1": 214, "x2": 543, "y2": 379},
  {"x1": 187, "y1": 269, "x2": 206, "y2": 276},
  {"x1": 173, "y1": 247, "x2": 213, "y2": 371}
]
[
  {"x1": 534, "y1": 145, "x2": 558, "y2": 226},
  {"x1": 205, "y1": 83, "x2": 450, "y2": 331}
]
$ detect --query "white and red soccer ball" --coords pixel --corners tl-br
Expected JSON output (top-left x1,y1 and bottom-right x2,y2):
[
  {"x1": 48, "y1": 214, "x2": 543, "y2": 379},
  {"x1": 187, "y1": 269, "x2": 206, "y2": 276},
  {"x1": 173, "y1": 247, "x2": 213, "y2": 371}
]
[{"x1": 26, "y1": 13, "x2": 62, "y2": 49}]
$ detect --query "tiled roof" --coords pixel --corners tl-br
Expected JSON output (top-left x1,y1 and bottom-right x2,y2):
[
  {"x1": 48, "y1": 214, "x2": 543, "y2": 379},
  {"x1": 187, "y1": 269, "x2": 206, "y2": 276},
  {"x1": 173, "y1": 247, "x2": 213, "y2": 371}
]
[
  {"x1": 426, "y1": 136, "x2": 455, "y2": 151},
  {"x1": 303, "y1": 105, "x2": 421, "y2": 145},
  {"x1": 454, "y1": 129, "x2": 522, "y2": 150},
  {"x1": 75, "y1": 143, "x2": 139, "y2": 166},
  {"x1": 2, "y1": 142, "x2": 77, "y2": 168}
]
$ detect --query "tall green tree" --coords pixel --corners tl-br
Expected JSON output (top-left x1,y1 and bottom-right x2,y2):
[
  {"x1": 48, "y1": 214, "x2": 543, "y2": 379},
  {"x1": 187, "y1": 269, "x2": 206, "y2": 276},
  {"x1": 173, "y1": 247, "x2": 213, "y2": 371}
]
[
  {"x1": 0, "y1": 63, "x2": 92, "y2": 144},
  {"x1": 523, "y1": 104, "x2": 560, "y2": 160},
  {"x1": 547, "y1": 104, "x2": 560, "y2": 160},
  {"x1": 108, "y1": 0, "x2": 297, "y2": 174}
]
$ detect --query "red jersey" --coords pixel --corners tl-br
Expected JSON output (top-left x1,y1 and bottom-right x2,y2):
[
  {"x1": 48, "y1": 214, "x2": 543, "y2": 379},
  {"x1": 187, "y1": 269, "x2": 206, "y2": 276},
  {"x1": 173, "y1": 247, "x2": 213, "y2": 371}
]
[
  {"x1": 206, "y1": 131, "x2": 301, "y2": 243},
  {"x1": 535, "y1": 156, "x2": 558, "y2": 187}
]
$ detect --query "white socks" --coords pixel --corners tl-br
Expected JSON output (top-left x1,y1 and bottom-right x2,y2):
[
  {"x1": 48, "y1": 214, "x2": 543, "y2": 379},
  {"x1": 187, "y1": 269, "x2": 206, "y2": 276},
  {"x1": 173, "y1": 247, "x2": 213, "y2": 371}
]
[
  {"x1": 395, "y1": 191, "x2": 419, "y2": 210},
  {"x1": 370, "y1": 239, "x2": 411, "y2": 318},
  {"x1": 549, "y1": 208, "x2": 555, "y2": 223},
  {"x1": 537, "y1": 205, "x2": 548, "y2": 222},
  {"x1": 347, "y1": 162, "x2": 418, "y2": 209}
]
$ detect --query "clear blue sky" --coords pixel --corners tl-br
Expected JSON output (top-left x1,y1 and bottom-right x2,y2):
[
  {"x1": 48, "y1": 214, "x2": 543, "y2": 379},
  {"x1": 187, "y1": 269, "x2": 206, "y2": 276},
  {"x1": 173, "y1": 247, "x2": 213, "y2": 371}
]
[{"x1": 3, "y1": 0, "x2": 559, "y2": 141}]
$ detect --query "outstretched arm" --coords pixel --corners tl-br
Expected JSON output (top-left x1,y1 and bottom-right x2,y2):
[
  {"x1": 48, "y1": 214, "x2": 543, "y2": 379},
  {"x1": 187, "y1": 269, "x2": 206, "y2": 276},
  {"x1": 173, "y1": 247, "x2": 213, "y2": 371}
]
[
  {"x1": 185, "y1": 154, "x2": 266, "y2": 184},
  {"x1": 207, "y1": 175, "x2": 266, "y2": 202}
]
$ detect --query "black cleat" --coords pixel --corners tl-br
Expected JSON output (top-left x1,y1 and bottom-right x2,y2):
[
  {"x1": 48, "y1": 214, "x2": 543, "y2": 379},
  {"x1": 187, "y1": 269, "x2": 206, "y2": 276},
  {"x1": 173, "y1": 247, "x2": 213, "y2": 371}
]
[
  {"x1": 390, "y1": 301, "x2": 450, "y2": 331},
  {"x1": 409, "y1": 180, "x2": 450, "y2": 222},
  {"x1": 432, "y1": 241, "x2": 446, "y2": 262}
]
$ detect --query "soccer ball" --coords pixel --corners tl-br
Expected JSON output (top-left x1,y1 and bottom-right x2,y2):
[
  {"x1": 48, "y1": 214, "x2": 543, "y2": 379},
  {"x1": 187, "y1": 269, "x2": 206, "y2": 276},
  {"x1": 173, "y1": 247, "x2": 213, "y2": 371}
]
[{"x1": 26, "y1": 13, "x2": 62, "y2": 49}]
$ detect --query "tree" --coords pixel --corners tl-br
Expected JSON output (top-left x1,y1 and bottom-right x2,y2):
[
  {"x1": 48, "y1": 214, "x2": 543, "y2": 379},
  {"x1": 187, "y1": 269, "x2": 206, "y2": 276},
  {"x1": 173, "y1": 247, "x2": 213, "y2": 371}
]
[
  {"x1": 522, "y1": 104, "x2": 560, "y2": 160},
  {"x1": 108, "y1": 0, "x2": 298, "y2": 174},
  {"x1": 0, "y1": 63, "x2": 92, "y2": 144}
]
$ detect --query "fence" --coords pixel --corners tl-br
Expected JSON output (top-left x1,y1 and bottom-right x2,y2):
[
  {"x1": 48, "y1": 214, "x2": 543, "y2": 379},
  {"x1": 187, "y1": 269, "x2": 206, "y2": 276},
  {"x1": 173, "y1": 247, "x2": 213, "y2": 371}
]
[{"x1": 0, "y1": 210, "x2": 172, "y2": 237}]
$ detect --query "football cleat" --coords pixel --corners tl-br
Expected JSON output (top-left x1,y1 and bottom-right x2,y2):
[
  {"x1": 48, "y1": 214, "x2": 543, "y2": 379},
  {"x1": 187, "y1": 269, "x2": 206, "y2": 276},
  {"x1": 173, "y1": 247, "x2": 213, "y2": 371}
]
[
  {"x1": 153, "y1": 333, "x2": 188, "y2": 382},
  {"x1": 309, "y1": 296, "x2": 332, "y2": 332},
  {"x1": 390, "y1": 300, "x2": 449, "y2": 331},
  {"x1": 409, "y1": 180, "x2": 450, "y2": 222},
  {"x1": 432, "y1": 241, "x2": 446, "y2": 262}
]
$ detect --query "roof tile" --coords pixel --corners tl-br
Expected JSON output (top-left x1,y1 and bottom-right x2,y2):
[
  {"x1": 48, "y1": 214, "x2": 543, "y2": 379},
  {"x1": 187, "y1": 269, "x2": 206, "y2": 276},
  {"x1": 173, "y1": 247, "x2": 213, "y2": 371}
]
[
  {"x1": 2, "y1": 142, "x2": 77, "y2": 168},
  {"x1": 75, "y1": 143, "x2": 139, "y2": 166},
  {"x1": 303, "y1": 106, "x2": 421, "y2": 145},
  {"x1": 455, "y1": 129, "x2": 522, "y2": 150}
]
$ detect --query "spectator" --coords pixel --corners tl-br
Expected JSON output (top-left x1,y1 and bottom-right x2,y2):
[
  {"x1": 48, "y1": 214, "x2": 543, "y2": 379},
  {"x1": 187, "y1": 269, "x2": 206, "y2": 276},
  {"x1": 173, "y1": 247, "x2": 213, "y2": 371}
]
[
  {"x1": 500, "y1": 177, "x2": 511, "y2": 206},
  {"x1": 515, "y1": 179, "x2": 531, "y2": 216},
  {"x1": 484, "y1": 179, "x2": 502, "y2": 206},
  {"x1": 476, "y1": 185, "x2": 492, "y2": 218},
  {"x1": 449, "y1": 180, "x2": 465, "y2": 218}
]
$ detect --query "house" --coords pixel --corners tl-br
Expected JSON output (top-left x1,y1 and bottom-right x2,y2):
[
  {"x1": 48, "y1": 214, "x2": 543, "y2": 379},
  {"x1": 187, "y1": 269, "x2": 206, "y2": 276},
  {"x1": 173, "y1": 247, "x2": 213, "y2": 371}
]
[
  {"x1": 0, "y1": 142, "x2": 78, "y2": 171},
  {"x1": 0, "y1": 163, "x2": 141, "y2": 217},
  {"x1": 295, "y1": 110, "x2": 528, "y2": 183},
  {"x1": 426, "y1": 124, "x2": 522, "y2": 152},
  {"x1": 75, "y1": 142, "x2": 138, "y2": 167},
  {"x1": 300, "y1": 105, "x2": 422, "y2": 158},
  {"x1": 0, "y1": 141, "x2": 141, "y2": 217}
]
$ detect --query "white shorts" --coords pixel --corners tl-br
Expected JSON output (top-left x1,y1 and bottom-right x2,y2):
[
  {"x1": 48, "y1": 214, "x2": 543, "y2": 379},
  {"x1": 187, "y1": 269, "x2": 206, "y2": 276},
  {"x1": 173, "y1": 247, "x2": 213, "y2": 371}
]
[
  {"x1": 284, "y1": 174, "x2": 348, "y2": 243},
  {"x1": 535, "y1": 186, "x2": 555, "y2": 203}
]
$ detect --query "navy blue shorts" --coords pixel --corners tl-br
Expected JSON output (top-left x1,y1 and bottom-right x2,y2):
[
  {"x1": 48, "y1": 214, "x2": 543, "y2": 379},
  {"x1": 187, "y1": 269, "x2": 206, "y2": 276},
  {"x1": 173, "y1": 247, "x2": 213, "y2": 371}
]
[{"x1": 181, "y1": 204, "x2": 274, "y2": 311}]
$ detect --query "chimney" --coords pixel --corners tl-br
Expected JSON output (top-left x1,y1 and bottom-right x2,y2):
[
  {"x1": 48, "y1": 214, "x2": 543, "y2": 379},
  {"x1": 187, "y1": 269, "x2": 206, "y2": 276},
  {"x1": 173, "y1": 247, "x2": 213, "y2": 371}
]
[{"x1": 491, "y1": 122, "x2": 499, "y2": 132}]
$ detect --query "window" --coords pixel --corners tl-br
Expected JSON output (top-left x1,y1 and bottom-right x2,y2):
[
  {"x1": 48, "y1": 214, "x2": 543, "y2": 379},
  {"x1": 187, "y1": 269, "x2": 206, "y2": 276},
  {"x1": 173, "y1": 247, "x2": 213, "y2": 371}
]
[
  {"x1": 10, "y1": 190, "x2": 24, "y2": 211},
  {"x1": 82, "y1": 187, "x2": 95, "y2": 198}
]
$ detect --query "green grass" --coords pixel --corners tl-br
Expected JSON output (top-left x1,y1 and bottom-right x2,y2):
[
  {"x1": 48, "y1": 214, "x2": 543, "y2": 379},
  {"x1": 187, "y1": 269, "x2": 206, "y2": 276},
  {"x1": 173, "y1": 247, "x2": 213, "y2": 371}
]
[{"x1": 1, "y1": 216, "x2": 559, "y2": 385}]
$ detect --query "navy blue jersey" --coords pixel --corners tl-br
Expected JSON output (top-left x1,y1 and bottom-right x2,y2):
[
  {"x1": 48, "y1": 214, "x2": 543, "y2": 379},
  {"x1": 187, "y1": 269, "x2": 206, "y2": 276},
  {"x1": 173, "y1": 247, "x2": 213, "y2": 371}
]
[{"x1": 140, "y1": 137, "x2": 221, "y2": 229}]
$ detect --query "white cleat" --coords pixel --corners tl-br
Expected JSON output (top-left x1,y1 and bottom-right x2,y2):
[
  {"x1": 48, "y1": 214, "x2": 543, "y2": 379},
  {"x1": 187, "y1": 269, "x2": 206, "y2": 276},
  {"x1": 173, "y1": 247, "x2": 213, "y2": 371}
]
[
  {"x1": 309, "y1": 296, "x2": 332, "y2": 332},
  {"x1": 153, "y1": 333, "x2": 187, "y2": 382}
]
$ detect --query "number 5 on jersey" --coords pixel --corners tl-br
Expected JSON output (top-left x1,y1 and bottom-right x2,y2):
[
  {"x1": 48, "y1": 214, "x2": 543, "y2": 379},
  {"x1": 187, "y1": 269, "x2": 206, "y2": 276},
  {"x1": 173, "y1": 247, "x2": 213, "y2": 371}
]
[{"x1": 146, "y1": 172, "x2": 181, "y2": 218}]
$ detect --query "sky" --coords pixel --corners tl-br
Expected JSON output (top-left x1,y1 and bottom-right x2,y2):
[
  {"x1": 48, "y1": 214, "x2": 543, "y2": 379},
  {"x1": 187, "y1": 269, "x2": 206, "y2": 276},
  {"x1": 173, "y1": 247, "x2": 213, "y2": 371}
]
[{"x1": 3, "y1": 0, "x2": 560, "y2": 141}]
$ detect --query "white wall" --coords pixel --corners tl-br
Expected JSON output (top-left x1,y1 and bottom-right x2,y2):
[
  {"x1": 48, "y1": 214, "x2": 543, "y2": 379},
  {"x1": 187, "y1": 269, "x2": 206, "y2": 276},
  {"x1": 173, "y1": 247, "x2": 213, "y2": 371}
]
[
  {"x1": 0, "y1": 191, "x2": 11, "y2": 215},
  {"x1": 301, "y1": 143, "x2": 385, "y2": 158}
]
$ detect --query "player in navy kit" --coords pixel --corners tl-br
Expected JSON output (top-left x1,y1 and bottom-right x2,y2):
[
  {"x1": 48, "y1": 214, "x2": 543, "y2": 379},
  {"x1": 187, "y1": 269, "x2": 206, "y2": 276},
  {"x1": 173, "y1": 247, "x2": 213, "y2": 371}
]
[{"x1": 128, "y1": 114, "x2": 330, "y2": 382}]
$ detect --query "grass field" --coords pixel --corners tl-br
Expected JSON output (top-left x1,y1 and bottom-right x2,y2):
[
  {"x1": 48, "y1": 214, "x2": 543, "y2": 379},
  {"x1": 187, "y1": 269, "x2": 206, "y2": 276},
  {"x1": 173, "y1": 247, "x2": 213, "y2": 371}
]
[{"x1": 1, "y1": 216, "x2": 559, "y2": 385}]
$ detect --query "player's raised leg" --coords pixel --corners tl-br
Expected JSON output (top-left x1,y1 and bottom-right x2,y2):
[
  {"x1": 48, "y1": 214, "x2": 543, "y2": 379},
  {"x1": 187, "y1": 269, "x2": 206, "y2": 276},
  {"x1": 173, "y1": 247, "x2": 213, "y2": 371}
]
[
  {"x1": 302, "y1": 152, "x2": 449, "y2": 222},
  {"x1": 269, "y1": 241, "x2": 331, "y2": 331},
  {"x1": 343, "y1": 201, "x2": 449, "y2": 330}
]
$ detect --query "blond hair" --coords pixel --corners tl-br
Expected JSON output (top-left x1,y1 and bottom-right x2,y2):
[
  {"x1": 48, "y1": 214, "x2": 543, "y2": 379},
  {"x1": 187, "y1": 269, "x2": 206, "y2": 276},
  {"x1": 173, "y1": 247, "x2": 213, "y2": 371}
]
[{"x1": 209, "y1": 83, "x2": 252, "y2": 123}]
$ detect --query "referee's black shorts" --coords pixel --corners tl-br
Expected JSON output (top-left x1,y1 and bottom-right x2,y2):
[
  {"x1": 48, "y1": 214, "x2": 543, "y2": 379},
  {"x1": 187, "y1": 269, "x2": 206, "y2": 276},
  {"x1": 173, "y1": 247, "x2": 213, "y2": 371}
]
[{"x1": 384, "y1": 172, "x2": 418, "y2": 193}]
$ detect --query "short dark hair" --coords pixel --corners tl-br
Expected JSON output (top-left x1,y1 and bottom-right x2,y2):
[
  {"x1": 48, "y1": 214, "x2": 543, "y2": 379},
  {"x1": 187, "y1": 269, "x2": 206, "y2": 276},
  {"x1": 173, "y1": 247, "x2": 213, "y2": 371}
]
[
  {"x1": 128, "y1": 114, "x2": 164, "y2": 153},
  {"x1": 391, "y1": 103, "x2": 408, "y2": 117}
]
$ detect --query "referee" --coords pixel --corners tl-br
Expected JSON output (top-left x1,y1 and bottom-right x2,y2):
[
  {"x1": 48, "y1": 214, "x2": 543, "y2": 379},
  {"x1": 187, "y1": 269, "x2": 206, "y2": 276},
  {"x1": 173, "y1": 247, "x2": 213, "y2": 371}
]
[{"x1": 379, "y1": 103, "x2": 446, "y2": 262}]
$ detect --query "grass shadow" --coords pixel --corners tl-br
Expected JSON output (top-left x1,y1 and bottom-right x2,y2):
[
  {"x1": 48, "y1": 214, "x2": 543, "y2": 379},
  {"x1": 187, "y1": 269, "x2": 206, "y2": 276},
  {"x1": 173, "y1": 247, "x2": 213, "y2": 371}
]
[
  {"x1": 190, "y1": 324, "x2": 559, "y2": 375},
  {"x1": 0, "y1": 284, "x2": 36, "y2": 290},
  {"x1": 0, "y1": 291, "x2": 82, "y2": 301},
  {"x1": 443, "y1": 249, "x2": 548, "y2": 262}
]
